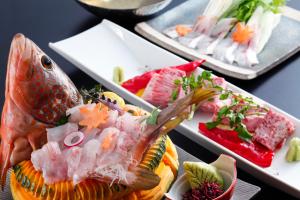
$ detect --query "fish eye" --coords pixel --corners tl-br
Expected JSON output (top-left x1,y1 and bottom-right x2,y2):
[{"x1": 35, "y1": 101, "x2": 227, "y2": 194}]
[{"x1": 41, "y1": 55, "x2": 52, "y2": 70}]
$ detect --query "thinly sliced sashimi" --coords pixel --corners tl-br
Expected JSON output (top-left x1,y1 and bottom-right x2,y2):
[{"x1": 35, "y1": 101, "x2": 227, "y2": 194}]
[
  {"x1": 64, "y1": 146, "x2": 82, "y2": 178},
  {"x1": 211, "y1": 18, "x2": 237, "y2": 37},
  {"x1": 235, "y1": 45, "x2": 259, "y2": 67},
  {"x1": 31, "y1": 142, "x2": 68, "y2": 184},
  {"x1": 73, "y1": 139, "x2": 100, "y2": 184},
  {"x1": 196, "y1": 35, "x2": 214, "y2": 54},
  {"x1": 193, "y1": 16, "x2": 218, "y2": 34},
  {"x1": 47, "y1": 122, "x2": 78, "y2": 147},
  {"x1": 141, "y1": 67, "x2": 186, "y2": 108},
  {"x1": 102, "y1": 110, "x2": 119, "y2": 128},
  {"x1": 66, "y1": 103, "x2": 96, "y2": 123},
  {"x1": 212, "y1": 38, "x2": 235, "y2": 62},
  {"x1": 178, "y1": 32, "x2": 205, "y2": 49},
  {"x1": 80, "y1": 127, "x2": 100, "y2": 145},
  {"x1": 116, "y1": 113, "x2": 147, "y2": 140}
]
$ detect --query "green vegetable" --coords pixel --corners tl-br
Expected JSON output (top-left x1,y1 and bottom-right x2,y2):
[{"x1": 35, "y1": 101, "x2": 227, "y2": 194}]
[
  {"x1": 286, "y1": 137, "x2": 300, "y2": 162},
  {"x1": 55, "y1": 114, "x2": 70, "y2": 126},
  {"x1": 183, "y1": 161, "x2": 224, "y2": 189},
  {"x1": 146, "y1": 107, "x2": 160, "y2": 125},
  {"x1": 113, "y1": 66, "x2": 125, "y2": 85},
  {"x1": 80, "y1": 84, "x2": 103, "y2": 103},
  {"x1": 222, "y1": 0, "x2": 286, "y2": 22}
]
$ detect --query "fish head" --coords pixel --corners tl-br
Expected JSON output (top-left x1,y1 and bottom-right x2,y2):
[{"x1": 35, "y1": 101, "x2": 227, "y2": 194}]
[{"x1": 7, "y1": 33, "x2": 82, "y2": 125}]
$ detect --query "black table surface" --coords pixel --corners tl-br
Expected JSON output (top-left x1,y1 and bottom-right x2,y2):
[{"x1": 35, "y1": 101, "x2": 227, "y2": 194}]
[{"x1": 1, "y1": 1, "x2": 300, "y2": 199}]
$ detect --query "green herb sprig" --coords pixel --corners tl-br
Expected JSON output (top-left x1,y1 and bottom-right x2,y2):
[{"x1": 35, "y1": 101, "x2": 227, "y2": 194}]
[
  {"x1": 204, "y1": 94, "x2": 269, "y2": 141},
  {"x1": 80, "y1": 84, "x2": 103, "y2": 103}
]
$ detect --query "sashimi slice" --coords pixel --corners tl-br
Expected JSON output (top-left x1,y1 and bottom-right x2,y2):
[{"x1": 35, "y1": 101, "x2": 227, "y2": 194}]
[
  {"x1": 64, "y1": 146, "x2": 82, "y2": 178},
  {"x1": 116, "y1": 112, "x2": 147, "y2": 140},
  {"x1": 141, "y1": 67, "x2": 186, "y2": 108},
  {"x1": 47, "y1": 122, "x2": 78, "y2": 147}
]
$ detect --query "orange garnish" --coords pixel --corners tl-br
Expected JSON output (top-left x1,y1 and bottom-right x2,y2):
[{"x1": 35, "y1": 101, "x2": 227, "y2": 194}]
[
  {"x1": 232, "y1": 22, "x2": 254, "y2": 44},
  {"x1": 101, "y1": 132, "x2": 114, "y2": 150},
  {"x1": 176, "y1": 25, "x2": 192, "y2": 37},
  {"x1": 79, "y1": 103, "x2": 109, "y2": 131}
]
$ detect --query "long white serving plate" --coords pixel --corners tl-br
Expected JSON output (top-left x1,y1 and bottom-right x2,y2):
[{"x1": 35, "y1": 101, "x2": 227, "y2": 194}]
[{"x1": 49, "y1": 19, "x2": 300, "y2": 198}]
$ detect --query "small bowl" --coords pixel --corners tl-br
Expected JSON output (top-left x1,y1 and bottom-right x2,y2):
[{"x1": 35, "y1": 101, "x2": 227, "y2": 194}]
[
  {"x1": 76, "y1": 0, "x2": 172, "y2": 18},
  {"x1": 165, "y1": 154, "x2": 237, "y2": 200}
]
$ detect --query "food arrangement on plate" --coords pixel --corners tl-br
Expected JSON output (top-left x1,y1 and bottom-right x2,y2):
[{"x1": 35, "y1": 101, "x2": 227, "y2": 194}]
[
  {"x1": 163, "y1": 0, "x2": 286, "y2": 67},
  {"x1": 121, "y1": 60, "x2": 297, "y2": 168},
  {"x1": 0, "y1": 34, "x2": 241, "y2": 200}
]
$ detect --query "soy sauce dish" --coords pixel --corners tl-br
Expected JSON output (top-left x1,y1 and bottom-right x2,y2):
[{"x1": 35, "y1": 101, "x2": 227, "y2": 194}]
[
  {"x1": 76, "y1": 0, "x2": 172, "y2": 17},
  {"x1": 165, "y1": 154, "x2": 237, "y2": 200}
]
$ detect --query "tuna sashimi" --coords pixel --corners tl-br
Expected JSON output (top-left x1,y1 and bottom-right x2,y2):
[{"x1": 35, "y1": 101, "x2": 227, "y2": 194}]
[
  {"x1": 254, "y1": 110, "x2": 295, "y2": 151},
  {"x1": 141, "y1": 67, "x2": 186, "y2": 108}
]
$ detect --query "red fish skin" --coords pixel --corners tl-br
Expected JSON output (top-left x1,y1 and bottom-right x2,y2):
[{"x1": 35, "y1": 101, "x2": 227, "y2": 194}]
[{"x1": 0, "y1": 33, "x2": 82, "y2": 188}]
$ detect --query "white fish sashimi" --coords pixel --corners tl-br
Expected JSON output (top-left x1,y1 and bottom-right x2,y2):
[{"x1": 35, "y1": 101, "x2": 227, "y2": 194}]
[
  {"x1": 212, "y1": 38, "x2": 234, "y2": 62},
  {"x1": 211, "y1": 18, "x2": 237, "y2": 37},
  {"x1": 64, "y1": 146, "x2": 82, "y2": 178},
  {"x1": 81, "y1": 127, "x2": 100, "y2": 145},
  {"x1": 116, "y1": 113, "x2": 147, "y2": 140},
  {"x1": 31, "y1": 142, "x2": 68, "y2": 184},
  {"x1": 47, "y1": 122, "x2": 78, "y2": 145},
  {"x1": 193, "y1": 16, "x2": 218, "y2": 35},
  {"x1": 73, "y1": 139, "x2": 100, "y2": 184},
  {"x1": 67, "y1": 103, "x2": 96, "y2": 123},
  {"x1": 178, "y1": 32, "x2": 204, "y2": 49}
]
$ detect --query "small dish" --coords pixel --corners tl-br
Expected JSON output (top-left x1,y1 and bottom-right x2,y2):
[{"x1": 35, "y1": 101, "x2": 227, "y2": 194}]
[
  {"x1": 165, "y1": 154, "x2": 237, "y2": 200},
  {"x1": 76, "y1": 0, "x2": 172, "y2": 18}
]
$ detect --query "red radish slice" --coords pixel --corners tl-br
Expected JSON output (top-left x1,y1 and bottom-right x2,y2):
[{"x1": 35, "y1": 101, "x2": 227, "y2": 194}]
[{"x1": 64, "y1": 131, "x2": 84, "y2": 147}]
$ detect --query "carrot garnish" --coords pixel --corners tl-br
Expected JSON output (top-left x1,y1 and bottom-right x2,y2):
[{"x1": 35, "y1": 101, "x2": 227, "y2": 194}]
[
  {"x1": 101, "y1": 132, "x2": 114, "y2": 150},
  {"x1": 79, "y1": 103, "x2": 109, "y2": 131},
  {"x1": 176, "y1": 25, "x2": 192, "y2": 37},
  {"x1": 232, "y1": 22, "x2": 253, "y2": 44}
]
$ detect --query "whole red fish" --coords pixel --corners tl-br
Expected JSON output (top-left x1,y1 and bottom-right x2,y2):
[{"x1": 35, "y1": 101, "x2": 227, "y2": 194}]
[{"x1": 0, "y1": 34, "x2": 82, "y2": 187}]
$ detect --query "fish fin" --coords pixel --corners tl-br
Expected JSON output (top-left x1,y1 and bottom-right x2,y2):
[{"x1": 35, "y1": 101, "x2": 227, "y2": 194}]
[
  {"x1": 128, "y1": 167, "x2": 161, "y2": 190},
  {"x1": 0, "y1": 141, "x2": 12, "y2": 190}
]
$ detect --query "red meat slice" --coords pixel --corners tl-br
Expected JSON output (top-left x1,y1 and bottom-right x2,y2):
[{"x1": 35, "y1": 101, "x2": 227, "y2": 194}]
[
  {"x1": 141, "y1": 67, "x2": 186, "y2": 108},
  {"x1": 253, "y1": 110, "x2": 295, "y2": 151},
  {"x1": 199, "y1": 77, "x2": 228, "y2": 113}
]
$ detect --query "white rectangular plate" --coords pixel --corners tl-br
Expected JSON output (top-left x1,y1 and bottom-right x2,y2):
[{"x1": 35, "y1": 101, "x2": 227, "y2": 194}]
[
  {"x1": 135, "y1": 0, "x2": 300, "y2": 80},
  {"x1": 49, "y1": 20, "x2": 300, "y2": 198}
]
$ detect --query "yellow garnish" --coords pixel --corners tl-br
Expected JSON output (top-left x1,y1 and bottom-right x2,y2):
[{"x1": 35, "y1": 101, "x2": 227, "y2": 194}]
[
  {"x1": 79, "y1": 103, "x2": 109, "y2": 130},
  {"x1": 102, "y1": 91, "x2": 125, "y2": 108},
  {"x1": 232, "y1": 22, "x2": 253, "y2": 44},
  {"x1": 176, "y1": 25, "x2": 192, "y2": 37},
  {"x1": 136, "y1": 88, "x2": 145, "y2": 97}
]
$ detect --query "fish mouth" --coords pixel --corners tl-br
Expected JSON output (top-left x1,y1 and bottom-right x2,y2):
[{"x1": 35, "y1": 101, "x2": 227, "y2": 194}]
[{"x1": 9, "y1": 33, "x2": 40, "y2": 81}]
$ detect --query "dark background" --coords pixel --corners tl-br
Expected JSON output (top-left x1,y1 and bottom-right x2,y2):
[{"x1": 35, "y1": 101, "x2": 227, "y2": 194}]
[{"x1": 1, "y1": 0, "x2": 300, "y2": 199}]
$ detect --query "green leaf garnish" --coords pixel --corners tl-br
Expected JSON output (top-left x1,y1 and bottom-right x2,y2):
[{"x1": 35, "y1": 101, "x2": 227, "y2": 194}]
[
  {"x1": 171, "y1": 89, "x2": 179, "y2": 101},
  {"x1": 56, "y1": 114, "x2": 70, "y2": 126},
  {"x1": 206, "y1": 121, "x2": 221, "y2": 129},
  {"x1": 235, "y1": 124, "x2": 253, "y2": 141},
  {"x1": 146, "y1": 108, "x2": 160, "y2": 125}
]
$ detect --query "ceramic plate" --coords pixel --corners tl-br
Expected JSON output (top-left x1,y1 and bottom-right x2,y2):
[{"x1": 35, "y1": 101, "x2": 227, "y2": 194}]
[
  {"x1": 135, "y1": 0, "x2": 300, "y2": 79},
  {"x1": 49, "y1": 20, "x2": 300, "y2": 198}
]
